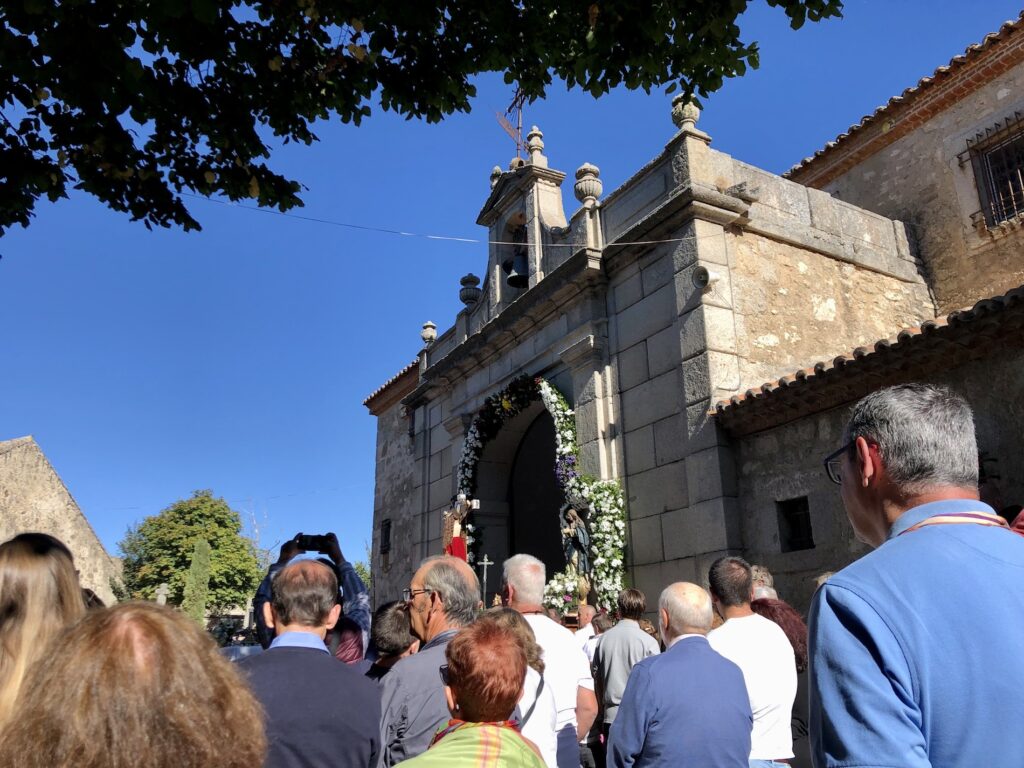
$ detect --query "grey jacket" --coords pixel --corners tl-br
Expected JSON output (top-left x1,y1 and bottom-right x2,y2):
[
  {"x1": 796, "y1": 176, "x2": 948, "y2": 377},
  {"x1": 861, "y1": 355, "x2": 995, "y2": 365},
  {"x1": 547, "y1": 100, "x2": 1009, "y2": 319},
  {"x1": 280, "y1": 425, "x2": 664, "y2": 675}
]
[
  {"x1": 593, "y1": 619, "x2": 660, "y2": 724},
  {"x1": 377, "y1": 628, "x2": 458, "y2": 767}
]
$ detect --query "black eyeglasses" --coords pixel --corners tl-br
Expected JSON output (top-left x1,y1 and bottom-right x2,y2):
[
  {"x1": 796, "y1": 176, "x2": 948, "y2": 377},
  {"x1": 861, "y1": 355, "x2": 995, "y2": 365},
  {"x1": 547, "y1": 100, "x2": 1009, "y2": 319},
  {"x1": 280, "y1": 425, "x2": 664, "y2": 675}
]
[
  {"x1": 823, "y1": 441, "x2": 854, "y2": 485},
  {"x1": 403, "y1": 587, "x2": 434, "y2": 602},
  {"x1": 438, "y1": 664, "x2": 450, "y2": 685}
]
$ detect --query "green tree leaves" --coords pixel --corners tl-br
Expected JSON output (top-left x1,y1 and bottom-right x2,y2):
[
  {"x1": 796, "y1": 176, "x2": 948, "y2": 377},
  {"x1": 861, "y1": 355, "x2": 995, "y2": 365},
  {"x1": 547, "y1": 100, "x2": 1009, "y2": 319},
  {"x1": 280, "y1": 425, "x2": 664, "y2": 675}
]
[
  {"x1": 182, "y1": 539, "x2": 212, "y2": 623},
  {"x1": 0, "y1": 0, "x2": 842, "y2": 234},
  {"x1": 118, "y1": 490, "x2": 261, "y2": 612}
]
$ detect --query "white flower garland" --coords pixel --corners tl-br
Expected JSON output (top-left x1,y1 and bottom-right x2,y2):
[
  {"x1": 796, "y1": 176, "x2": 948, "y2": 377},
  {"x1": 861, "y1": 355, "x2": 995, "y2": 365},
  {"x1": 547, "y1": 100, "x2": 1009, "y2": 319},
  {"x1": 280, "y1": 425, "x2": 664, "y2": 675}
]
[{"x1": 455, "y1": 376, "x2": 627, "y2": 612}]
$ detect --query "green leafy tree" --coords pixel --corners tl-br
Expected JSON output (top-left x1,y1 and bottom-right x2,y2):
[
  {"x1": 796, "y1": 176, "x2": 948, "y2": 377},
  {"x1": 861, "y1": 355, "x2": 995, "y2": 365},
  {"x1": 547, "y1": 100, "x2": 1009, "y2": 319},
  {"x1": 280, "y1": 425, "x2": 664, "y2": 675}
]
[
  {"x1": 0, "y1": 0, "x2": 842, "y2": 233},
  {"x1": 181, "y1": 538, "x2": 212, "y2": 623},
  {"x1": 119, "y1": 490, "x2": 261, "y2": 612}
]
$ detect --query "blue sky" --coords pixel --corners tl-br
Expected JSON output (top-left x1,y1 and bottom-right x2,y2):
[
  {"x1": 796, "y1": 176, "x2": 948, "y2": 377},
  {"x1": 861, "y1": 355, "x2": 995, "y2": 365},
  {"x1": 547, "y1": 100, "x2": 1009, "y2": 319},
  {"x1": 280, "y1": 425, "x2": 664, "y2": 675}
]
[{"x1": 2, "y1": 0, "x2": 1020, "y2": 563}]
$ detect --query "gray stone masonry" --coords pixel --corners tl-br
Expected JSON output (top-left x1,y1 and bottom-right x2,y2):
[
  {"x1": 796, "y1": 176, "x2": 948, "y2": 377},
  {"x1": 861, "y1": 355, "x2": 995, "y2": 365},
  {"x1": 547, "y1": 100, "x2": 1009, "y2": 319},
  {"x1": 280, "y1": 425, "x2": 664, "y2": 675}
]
[{"x1": 0, "y1": 436, "x2": 120, "y2": 604}]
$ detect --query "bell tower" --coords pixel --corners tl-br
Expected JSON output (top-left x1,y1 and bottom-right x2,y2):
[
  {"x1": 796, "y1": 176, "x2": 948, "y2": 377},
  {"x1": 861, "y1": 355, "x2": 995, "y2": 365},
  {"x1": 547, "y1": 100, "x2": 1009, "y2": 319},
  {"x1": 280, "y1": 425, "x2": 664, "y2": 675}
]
[{"x1": 476, "y1": 126, "x2": 569, "y2": 314}]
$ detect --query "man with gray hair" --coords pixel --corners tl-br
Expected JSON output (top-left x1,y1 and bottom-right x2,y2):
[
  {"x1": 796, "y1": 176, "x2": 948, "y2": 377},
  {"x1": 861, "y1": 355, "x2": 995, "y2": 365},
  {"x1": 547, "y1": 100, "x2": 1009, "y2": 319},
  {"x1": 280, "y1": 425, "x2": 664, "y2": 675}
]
[
  {"x1": 811, "y1": 384, "x2": 1024, "y2": 766},
  {"x1": 378, "y1": 556, "x2": 480, "y2": 767},
  {"x1": 503, "y1": 554, "x2": 598, "y2": 768},
  {"x1": 608, "y1": 583, "x2": 751, "y2": 767}
]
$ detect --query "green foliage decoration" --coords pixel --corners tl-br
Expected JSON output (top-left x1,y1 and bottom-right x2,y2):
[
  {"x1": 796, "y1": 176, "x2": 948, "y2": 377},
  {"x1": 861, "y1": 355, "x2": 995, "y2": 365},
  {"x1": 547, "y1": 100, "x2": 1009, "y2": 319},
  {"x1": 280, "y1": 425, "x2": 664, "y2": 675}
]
[
  {"x1": 0, "y1": 0, "x2": 842, "y2": 233},
  {"x1": 119, "y1": 490, "x2": 262, "y2": 612},
  {"x1": 181, "y1": 538, "x2": 212, "y2": 624}
]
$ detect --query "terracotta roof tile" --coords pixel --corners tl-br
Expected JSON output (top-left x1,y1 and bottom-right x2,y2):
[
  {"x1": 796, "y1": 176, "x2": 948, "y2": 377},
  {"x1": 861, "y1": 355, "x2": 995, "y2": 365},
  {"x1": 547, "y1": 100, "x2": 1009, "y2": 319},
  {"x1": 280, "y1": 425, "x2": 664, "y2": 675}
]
[
  {"x1": 362, "y1": 360, "x2": 419, "y2": 409},
  {"x1": 714, "y1": 286, "x2": 1024, "y2": 435},
  {"x1": 785, "y1": 13, "x2": 1024, "y2": 180}
]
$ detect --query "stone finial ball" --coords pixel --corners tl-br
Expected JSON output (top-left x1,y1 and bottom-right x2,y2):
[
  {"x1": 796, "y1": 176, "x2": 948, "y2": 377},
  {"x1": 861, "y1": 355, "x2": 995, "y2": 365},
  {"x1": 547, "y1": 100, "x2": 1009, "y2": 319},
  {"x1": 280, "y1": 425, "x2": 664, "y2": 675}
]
[{"x1": 671, "y1": 93, "x2": 701, "y2": 129}]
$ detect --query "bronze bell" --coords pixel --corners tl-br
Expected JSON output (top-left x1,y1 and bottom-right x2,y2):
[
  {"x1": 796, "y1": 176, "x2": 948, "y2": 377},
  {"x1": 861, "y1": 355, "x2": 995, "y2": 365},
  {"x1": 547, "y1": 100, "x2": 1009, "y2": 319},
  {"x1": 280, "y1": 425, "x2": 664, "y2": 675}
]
[{"x1": 504, "y1": 251, "x2": 529, "y2": 288}]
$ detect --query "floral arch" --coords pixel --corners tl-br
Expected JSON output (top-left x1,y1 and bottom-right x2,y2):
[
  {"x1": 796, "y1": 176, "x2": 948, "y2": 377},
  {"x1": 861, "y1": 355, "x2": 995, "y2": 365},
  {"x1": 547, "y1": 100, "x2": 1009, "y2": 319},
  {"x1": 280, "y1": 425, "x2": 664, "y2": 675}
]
[{"x1": 455, "y1": 374, "x2": 627, "y2": 612}]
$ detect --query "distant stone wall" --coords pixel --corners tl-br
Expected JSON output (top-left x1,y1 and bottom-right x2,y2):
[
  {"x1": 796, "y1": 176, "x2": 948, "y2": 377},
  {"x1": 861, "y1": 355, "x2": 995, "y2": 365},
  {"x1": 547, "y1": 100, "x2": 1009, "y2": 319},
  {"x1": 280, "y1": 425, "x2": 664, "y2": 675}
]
[
  {"x1": 734, "y1": 347, "x2": 1024, "y2": 615},
  {"x1": 0, "y1": 437, "x2": 120, "y2": 604},
  {"x1": 369, "y1": 402, "x2": 419, "y2": 606},
  {"x1": 815, "y1": 61, "x2": 1024, "y2": 313},
  {"x1": 730, "y1": 233, "x2": 934, "y2": 390}
]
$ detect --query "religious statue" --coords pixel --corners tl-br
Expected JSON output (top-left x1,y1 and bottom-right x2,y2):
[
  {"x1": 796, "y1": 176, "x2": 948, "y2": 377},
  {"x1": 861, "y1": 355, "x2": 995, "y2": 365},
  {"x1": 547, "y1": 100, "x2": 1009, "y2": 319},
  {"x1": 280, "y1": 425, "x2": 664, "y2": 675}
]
[
  {"x1": 560, "y1": 505, "x2": 592, "y2": 600},
  {"x1": 442, "y1": 494, "x2": 477, "y2": 562}
]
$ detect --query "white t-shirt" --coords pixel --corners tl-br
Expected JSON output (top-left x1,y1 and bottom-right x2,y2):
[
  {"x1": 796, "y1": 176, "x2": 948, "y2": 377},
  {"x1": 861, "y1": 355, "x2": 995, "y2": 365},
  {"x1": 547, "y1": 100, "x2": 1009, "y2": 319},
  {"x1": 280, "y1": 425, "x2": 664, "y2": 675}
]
[
  {"x1": 575, "y1": 622, "x2": 597, "y2": 663},
  {"x1": 708, "y1": 613, "x2": 797, "y2": 760},
  {"x1": 518, "y1": 665, "x2": 558, "y2": 768},
  {"x1": 525, "y1": 614, "x2": 595, "y2": 729}
]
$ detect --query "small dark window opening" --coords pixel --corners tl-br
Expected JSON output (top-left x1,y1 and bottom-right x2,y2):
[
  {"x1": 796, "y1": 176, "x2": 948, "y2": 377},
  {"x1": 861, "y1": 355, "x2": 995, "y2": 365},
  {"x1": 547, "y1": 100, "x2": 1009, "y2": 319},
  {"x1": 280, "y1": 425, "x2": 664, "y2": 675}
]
[
  {"x1": 777, "y1": 497, "x2": 814, "y2": 552},
  {"x1": 966, "y1": 112, "x2": 1024, "y2": 226},
  {"x1": 380, "y1": 519, "x2": 392, "y2": 555}
]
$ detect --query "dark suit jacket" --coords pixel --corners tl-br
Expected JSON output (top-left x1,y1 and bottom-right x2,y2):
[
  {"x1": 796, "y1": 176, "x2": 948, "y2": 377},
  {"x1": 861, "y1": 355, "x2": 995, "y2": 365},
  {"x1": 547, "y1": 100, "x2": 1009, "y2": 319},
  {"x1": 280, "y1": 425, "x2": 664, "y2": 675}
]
[
  {"x1": 240, "y1": 645, "x2": 381, "y2": 768},
  {"x1": 607, "y1": 635, "x2": 752, "y2": 768}
]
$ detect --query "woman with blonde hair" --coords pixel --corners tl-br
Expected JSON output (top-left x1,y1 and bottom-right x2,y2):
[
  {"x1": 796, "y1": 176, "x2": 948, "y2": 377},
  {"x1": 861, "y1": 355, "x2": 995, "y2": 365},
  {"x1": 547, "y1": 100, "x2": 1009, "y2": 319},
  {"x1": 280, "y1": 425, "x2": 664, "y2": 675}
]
[
  {"x1": 0, "y1": 532, "x2": 84, "y2": 724},
  {"x1": 0, "y1": 602, "x2": 267, "y2": 768},
  {"x1": 486, "y1": 607, "x2": 558, "y2": 768}
]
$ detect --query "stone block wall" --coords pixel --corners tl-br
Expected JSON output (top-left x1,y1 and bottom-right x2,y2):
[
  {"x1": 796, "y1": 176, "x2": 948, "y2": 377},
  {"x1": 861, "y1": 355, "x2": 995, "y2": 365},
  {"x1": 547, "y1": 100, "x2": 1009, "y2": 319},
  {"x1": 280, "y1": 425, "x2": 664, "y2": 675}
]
[
  {"x1": 369, "y1": 401, "x2": 419, "y2": 605},
  {"x1": 0, "y1": 437, "x2": 121, "y2": 604},
  {"x1": 815, "y1": 60, "x2": 1024, "y2": 312},
  {"x1": 730, "y1": 234, "x2": 934, "y2": 389},
  {"x1": 734, "y1": 346, "x2": 1024, "y2": 615}
]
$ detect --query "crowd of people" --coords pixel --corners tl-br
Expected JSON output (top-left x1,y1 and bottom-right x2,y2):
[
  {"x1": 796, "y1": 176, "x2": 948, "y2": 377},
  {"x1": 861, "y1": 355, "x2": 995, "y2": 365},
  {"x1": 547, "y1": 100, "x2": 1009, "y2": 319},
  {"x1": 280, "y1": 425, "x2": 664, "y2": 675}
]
[{"x1": 1, "y1": 383, "x2": 1023, "y2": 768}]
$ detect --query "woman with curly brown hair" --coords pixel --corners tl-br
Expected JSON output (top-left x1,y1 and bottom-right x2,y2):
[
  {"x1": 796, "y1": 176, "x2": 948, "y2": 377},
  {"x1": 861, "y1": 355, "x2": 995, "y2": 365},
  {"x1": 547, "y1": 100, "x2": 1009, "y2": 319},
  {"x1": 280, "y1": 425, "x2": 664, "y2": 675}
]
[
  {"x1": 0, "y1": 532, "x2": 85, "y2": 725},
  {"x1": 0, "y1": 602, "x2": 266, "y2": 768}
]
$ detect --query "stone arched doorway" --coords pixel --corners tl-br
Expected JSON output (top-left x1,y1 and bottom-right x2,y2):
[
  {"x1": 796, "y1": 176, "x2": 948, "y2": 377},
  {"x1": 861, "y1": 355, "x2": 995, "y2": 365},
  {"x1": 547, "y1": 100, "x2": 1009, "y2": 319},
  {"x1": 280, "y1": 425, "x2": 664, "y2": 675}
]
[
  {"x1": 509, "y1": 410, "x2": 565, "y2": 572},
  {"x1": 471, "y1": 401, "x2": 564, "y2": 603}
]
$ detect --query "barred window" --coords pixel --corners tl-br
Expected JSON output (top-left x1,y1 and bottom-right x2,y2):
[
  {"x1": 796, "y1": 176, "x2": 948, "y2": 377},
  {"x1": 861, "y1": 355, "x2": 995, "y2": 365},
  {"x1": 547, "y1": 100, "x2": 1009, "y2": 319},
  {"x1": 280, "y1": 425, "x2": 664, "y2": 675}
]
[{"x1": 966, "y1": 112, "x2": 1024, "y2": 226}]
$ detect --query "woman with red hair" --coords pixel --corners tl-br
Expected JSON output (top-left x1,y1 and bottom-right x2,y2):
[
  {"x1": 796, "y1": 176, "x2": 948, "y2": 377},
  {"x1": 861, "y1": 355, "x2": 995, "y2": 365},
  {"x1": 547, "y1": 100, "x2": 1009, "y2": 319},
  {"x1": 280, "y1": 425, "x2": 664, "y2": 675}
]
[
  {"x1": 751, "y1": 598, "x2": 811, "y2": 768},
  {"x1": 397, "y1": 617, "x2": 545, "y2": 767}
]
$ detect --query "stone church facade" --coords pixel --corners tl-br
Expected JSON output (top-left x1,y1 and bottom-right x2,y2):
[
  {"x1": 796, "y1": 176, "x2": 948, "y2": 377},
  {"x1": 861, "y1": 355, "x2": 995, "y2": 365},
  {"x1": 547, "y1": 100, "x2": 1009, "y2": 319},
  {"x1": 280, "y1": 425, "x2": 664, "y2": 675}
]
[
  {"x1": 366, "y1": 15, "x2": 1024, "y2": 614},
  {"x1": 0, "y1": 436, "x2": 121, "y2": 604}
]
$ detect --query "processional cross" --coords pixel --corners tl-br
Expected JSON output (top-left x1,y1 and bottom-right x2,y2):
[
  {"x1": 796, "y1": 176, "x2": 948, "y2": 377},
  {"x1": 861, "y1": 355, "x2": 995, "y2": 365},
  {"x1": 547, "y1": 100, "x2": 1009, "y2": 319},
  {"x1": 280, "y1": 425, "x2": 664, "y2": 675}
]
[{"x1": 478, "y1": 554, "x2": 494, "y2": 604}]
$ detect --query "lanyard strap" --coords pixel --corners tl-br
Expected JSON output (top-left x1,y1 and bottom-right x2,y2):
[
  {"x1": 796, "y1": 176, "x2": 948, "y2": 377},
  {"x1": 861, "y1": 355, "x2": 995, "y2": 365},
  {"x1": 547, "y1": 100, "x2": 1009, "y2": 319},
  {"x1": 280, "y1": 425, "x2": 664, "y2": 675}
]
[{"x1": 898, "y1": 510, "x2": 1011, "y2": 536}]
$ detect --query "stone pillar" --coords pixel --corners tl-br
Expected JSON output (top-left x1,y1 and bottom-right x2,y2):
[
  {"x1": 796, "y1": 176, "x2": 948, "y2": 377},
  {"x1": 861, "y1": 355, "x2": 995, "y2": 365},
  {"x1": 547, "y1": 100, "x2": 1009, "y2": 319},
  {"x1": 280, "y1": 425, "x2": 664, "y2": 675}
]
[
  {"x1": 559, "y1": 327, "x2": 620, "y2": 480},
  {"x1": 660, "y1": 99, "x2": 742, "y2": 586}
]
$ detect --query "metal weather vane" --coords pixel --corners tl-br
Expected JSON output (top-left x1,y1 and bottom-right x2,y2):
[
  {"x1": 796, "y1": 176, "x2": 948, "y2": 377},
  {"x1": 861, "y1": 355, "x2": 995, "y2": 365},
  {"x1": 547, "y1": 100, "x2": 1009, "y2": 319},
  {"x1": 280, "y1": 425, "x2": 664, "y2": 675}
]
[{"x1": 495, "y1": 88, "x2": 527, "y2": 158}]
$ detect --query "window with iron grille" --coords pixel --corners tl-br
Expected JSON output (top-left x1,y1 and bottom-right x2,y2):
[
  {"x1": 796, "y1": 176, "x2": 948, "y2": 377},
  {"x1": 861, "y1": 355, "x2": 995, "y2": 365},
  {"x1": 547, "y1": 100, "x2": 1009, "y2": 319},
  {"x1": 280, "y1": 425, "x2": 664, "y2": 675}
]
[{"x1": 966, "y1": 111, "x2": 1024, "y2": 226}]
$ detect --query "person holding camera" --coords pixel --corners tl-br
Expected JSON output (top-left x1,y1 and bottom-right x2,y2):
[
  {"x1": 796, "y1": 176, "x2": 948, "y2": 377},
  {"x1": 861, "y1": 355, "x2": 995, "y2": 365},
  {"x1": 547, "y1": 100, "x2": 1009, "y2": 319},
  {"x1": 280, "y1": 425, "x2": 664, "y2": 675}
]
[
  {"x1": 254, "y1": 532, "x2": 371, "y2": 662},
  {"x1": 240, "y1": 559, "x2": 381, "y2": 768}
]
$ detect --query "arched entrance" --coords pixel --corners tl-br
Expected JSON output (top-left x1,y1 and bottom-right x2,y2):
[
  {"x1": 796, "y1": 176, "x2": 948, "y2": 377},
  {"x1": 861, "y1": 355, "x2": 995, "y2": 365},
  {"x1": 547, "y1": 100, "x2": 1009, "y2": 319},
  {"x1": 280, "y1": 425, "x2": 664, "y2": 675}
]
[
  {"x1": 471, "y1": 401, "x2": 564, "y2": 603},
  {"x1": 509, "y1": 410, "x2": 565, "y2": 572}
]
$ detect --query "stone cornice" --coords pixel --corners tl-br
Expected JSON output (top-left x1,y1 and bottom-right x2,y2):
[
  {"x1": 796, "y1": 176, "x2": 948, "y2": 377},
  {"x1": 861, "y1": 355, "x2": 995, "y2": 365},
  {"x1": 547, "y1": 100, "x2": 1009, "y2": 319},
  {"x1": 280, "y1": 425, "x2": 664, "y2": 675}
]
[
  {"x1": 477, "y1": 164, "x2": 568, "y2": 227},
  {"x1": 602, "y1": 181, "x2": 750, "y2": 271},
  {"x1": 402, "y1": 248, "x2": 605, "y2": 406},
  {"x1": 558, "y1": 332, "x2": 606, "y2": 371},
  {"x1": 364, "y1": 360, "x2": 419, "y2": 416}
]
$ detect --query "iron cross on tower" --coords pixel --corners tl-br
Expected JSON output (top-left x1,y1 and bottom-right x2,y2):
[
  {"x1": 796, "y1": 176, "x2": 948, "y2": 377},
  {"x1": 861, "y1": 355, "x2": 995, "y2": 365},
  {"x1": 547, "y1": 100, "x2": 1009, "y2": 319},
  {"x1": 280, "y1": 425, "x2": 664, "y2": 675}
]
[{"x1": 478, "y1": 554, "x2": 495, "y2": 604}]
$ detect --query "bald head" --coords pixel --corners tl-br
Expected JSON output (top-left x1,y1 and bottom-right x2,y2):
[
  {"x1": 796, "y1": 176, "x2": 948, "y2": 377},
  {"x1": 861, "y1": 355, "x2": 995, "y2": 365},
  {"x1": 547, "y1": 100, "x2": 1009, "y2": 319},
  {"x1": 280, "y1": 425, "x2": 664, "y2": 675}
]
[
  {"x1": 578, "y1": 604, "x2": 596, "y2": 627},
  {"x1": 658, "y1": 582, "x2": 713, "y2": 643}
]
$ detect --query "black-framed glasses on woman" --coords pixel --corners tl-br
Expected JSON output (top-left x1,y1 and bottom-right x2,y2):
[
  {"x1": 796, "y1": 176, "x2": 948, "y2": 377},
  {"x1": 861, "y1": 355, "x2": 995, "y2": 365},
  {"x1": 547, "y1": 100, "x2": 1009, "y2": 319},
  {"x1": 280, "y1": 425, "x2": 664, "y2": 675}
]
[
  {"x1": 823, "y1": 441, "x2": 854, "y2": 485},
  {"x1": 438, "y1": 664, "x2": 450, "y2": 685}
]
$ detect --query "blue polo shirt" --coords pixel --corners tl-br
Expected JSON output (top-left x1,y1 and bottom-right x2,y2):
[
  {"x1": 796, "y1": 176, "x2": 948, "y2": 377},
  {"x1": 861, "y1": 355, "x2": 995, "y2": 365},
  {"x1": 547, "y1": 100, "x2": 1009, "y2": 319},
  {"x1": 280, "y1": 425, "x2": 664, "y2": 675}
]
[{"x1": 809, "y1": 499, "x2": 1024, "y2": 767}]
